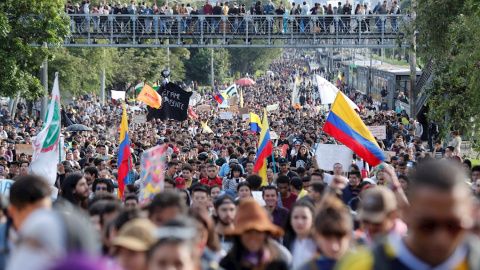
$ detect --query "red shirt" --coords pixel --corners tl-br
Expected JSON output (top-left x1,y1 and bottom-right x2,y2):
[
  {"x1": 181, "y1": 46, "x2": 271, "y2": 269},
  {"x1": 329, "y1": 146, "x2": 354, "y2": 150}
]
[
  {"x1": 200, "y1": 177, "x2": 223, "y2": 186},
  {"x1": 281, "y1": 192, "x2": 298, "y2": 210}
]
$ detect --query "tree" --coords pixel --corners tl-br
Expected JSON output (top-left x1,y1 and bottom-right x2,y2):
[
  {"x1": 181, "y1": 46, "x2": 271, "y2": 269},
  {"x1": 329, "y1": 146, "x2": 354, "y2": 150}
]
[
  {"x1": 48, "y1": 48, "x2": 116, "y2": 96},
  {"x1": 0, "y1": 0, "x2": 70, "y2": 100},
  {"x1": 228, "y1": 48, "x2": 282, "y2": 76},
  {"x1": 416, "y1": 0, "x2": 480, "y2": 148},
  {"x1": 184, "y1": 48, "x2": 230, "y2": 85}
]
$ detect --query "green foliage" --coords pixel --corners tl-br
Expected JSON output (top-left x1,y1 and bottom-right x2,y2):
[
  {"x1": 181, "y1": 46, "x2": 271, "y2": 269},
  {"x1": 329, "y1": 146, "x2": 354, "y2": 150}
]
[
  {"x1": 228, "y1": 47, "x2": 282, "y2": 76},
  {"x1": 184, "y1": 48, "x2": 230, "y2": 85},
  {"x1": 416, "y1": 0, "x2": 480, "y2": 146},
  {"x1": 0, "y1": 0, "x2": 70, "y2": 100}
]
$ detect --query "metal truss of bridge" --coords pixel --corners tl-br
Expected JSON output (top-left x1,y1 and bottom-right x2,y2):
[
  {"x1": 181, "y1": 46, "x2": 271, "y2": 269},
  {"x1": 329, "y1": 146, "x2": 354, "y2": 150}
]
[{"x1": 63, "y1": 14, "x2": 409, "y2": 48}]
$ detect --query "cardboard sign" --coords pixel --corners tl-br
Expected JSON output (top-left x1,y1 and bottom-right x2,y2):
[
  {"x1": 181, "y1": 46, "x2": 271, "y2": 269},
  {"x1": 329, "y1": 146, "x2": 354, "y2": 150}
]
[
  {"x1": 139, "y1": 145, "x2": 167, "y2": 206},
  {"x1": 242, "y1": 114, "x2": 250, "y2": 120},
  {"x1": 270, "y1": 131, "x2": 279, "y2": 140},
  {"x1": 383, "y1": 151, "x2": 397, "y2": 162},
  {"x1": 266, "y1": 103, "x2": 279, "y2": 111},
  {"x1": 0, "y1": 179, "x2": 14, "y2": 197},
  {"x1": 315, "y1": 144, "x2": 353, "y2": 172},
  {"x1": 220, "y1": 112, "x2": 234, "y2": 120},
  {"x1": 111, "y1": 90, "x2": 126, "y2": 100},
  {"x1": 16, "y1": 144, "x2": 34, "y2": 156},
  {"x1": 367, "y1": 126, "x2": 386, "y2": 140},
  {"x1": 197, "y1": 104, "x2": 211, "y2": 111},
  {"x1": 238, "y1": 107, "x2": 249, "y2": 115},
  {"x1": 230, "y1": 105, "x2": 239, "y2": 112},
  {"x1": 134, "y1": 114, "x2": 147, "y2": 124}
]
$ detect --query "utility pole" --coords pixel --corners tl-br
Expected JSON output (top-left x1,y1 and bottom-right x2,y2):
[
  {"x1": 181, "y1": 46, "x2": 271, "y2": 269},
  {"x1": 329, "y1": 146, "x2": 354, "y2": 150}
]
[
  {"x1": 409, "y1": 0, "x2": 417, "y2": 118},
  {"x1": 100, "y1": 48, "x2": 105, "y2": 105},
  {"x1": 40, "y1": 43, "x2": 48, "y2": 121},
  {"x1": 210, "y1": 43, "x2": 214, "y2": 89}
]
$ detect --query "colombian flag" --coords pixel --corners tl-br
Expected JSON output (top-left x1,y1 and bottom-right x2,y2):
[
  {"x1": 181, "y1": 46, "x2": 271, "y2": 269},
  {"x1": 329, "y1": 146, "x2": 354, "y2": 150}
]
[
  {"x1": 323, "y1": 93, "x2": 385, "y2": 166},
  {"x1": 337, "y1": 74, "x2": 342, "y2": 85},
  {"x1": 254, "y1": 109, "x2": 273, "y2": 185},
  {"x1": 117, "y1": 103, "x2": 132, "y2": 199},
  {"x1": 215, "y1": 93, "x2": 228, "y2": 104},
  {"x1": 250, "y1": 113, "x2": 262, "y2": 133}
]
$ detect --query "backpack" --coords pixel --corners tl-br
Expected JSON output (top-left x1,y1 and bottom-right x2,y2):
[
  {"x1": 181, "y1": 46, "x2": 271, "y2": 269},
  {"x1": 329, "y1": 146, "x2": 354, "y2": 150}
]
[{"x1": 78, "y1": 4, "x2": 85, "y2": 14}]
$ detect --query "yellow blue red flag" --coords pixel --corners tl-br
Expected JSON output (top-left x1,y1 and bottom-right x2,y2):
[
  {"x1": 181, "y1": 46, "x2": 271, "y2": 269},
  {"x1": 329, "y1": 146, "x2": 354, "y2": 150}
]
[
  {"x1": 117, "y1": 103, "x2": 132, "y2": 198},
  {"x1": 250, "y1": 113, "x2": 262, "y2": 132},
  {"x1": 254, "y1": 109, "x2": 273, "y2": 185},
  {"x1": 323, "y1": 93, "x2": 385, "y2": 166}
]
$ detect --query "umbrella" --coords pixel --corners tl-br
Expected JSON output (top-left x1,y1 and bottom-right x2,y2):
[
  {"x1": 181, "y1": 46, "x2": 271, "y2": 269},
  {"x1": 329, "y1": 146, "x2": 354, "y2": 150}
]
[
  {"x1": 236, "y1": 78, "x2": 256, "y2": 85},
  {"x1": 65, "y1": 124, "x2": 92, "y2": 132}
]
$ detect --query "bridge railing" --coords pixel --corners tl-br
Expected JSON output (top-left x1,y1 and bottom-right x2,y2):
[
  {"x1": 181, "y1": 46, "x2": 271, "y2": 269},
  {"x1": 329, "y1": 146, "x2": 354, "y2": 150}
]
[{"x1": 65, "y1": 14, "x2": 408, "y2": 46}]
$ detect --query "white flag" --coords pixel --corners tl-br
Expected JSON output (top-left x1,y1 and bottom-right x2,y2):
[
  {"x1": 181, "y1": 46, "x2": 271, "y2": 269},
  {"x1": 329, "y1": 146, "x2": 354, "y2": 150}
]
[
  {"x1": 225, "y1": 84, "x2": 238, "y2": 96},
  {"x1": 316, "y1": 75, "x2": 359, "y2": 111},
  {"x1": 29, "y1": 73, "x2": 61, "y2": 185}
]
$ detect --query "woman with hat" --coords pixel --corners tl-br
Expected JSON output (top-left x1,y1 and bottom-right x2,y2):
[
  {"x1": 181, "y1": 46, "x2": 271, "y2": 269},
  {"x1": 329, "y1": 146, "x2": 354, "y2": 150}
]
[{"x1": 220, "y1": 198, "x2": 292, "y2": 270}]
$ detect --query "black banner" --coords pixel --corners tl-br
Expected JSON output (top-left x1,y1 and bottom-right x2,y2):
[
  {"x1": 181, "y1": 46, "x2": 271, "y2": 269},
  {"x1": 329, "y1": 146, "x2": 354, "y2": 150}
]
[{"x1": 147, "y1": 82, "x2": 192, "y2": 121}]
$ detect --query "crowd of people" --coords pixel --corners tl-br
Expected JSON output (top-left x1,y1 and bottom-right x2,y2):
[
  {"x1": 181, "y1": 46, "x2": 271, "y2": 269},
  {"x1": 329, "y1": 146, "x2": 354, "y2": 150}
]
[
  {"x1": 0, "y1": 48, "x2": 479, "y2": 270},
  {"x1": 64, "y1": 0, "x2": 403, "y2": 34}
]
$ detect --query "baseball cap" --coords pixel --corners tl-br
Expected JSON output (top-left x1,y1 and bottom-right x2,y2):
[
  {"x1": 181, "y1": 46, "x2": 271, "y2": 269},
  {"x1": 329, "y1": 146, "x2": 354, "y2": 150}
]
[
  {"x1": 357, "y1": 186, "x2": 397, "y2": 223},
  {"x1": 229, "y1": 159, "x2": 239, "y2": 164},
  {"x1": 280, "y1": 132, "x2": 286, "y2": 137},
  {"x1": 214, "y1": 195, "x2": 236, "y2": 209},
  {"x1": 218, "y1": 189, "x2": 236, "y2": 198},
  {"x1": 175, "y1": 177, "x2": 186, "y2": 189},
  {"x1": 278, "y1": 158, "x2": 288, "y2": 165},
  {"x1": 112, "y1": 219, "x2": 156, "y2": 252}
]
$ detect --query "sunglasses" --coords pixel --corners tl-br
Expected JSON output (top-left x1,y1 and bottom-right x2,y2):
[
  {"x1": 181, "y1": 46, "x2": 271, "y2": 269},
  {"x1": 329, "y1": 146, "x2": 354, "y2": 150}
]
[
  {"x1": 96, "y1": 186, "x2": 108, "y2": 191},
  {"x1": 111, "y1": 165, "x2": 118, "y2": 168}
]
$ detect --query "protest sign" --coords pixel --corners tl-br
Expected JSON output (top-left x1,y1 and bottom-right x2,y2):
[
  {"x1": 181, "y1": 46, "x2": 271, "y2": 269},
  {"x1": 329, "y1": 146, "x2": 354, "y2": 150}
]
[
  {"x1": 315, "y1": 144, "x2": 353, "y2": 171},
  {"x1": 238, "y1": 107, "x2": 249, "y2": 115},
  {"x1": 197, "y1": 104, "x2": 211, "y2": 111},
  {"x1": 266, "y1": 104, "x2": 279, "y2": 111},
  {"x1": 139, "y1": 145, "x2": 167, "y2": 207},
  {"x1": 383, "y1": 151, "x2": 397, "y2": 162},
  {"x1": 242, "y1": 114, "x2": 250, "y2": 120},
  {"x1": 0, "y1": 179, "x2": 14, "y2": 197},
  {"x1": 220, "y1": 112, "x2": 234, "y2": 120},
  {"x1": 270, "y1": 131, "x2": 279, "y2": 140},
  {"x1": 148, "y1": 82, "x2": 192, "y2": 121},
  {"x1": 16, "y1": 144, "x2": 34, "y2": 156},
  {"x1": 230, "y1": 105, "x2": 238, "y2": 112},
  {"x1": 134, "y1": 114, "x2": 147, "y2": 124},
  {"x1": 367, "y1": 126, "x2": 386, "y2": 140},
  {"x1": 111, "y1": 90, "x2": 126, "y2": 100}
]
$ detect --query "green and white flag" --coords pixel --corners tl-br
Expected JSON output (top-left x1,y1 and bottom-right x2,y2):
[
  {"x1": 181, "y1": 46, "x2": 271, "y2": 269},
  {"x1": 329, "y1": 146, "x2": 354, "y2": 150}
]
[
  {"x1": 135, "y1": 82, "x2": 145, "y2": 93},
  {"x1": 29, "y1": 72, "x2": 61, "y2": 185},
  {"x1": 225, "y1": 83, "x2": 238, "y2": 96}
]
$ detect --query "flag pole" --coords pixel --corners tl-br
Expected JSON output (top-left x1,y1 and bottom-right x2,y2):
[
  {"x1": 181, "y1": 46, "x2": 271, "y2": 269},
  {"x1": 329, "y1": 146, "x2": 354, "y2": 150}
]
[
  {"x1": 58, "y1": 136, "x2": 61, "y2": 163},
  {"x1": 271, "y1": 152, "x2": 277, "y2": 174}
]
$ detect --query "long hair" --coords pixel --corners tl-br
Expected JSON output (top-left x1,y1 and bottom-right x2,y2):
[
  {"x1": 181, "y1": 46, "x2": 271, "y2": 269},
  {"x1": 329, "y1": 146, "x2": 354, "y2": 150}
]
[
  {"x1": 61, "y1": 173, "x2": 88, "y2": 210},
  {"x1": 188, "y1": 206, "x2": 221, "y2": 252},
  {"x1": 282, "y1": 199, "x2": 315, "y2": 251}
]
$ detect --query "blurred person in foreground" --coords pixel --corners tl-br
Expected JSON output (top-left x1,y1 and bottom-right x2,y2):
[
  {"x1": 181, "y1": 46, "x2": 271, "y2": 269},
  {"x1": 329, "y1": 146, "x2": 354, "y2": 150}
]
[
  {"x1": 112, "y1": 218, "x2": 156, "y2": 270},
  {"x1": 337, "y1": 161, "x2": 480, "y2": 269},
  {"x1": 7, "y1": 203, "x2": 97, "y2": 270},
  {"x1": 220, "y1": 198, "x2": 292, "y2": 269},
  {"x1": 147, "y1": 216, "x2": 224, "y2": 270},
  {"x1": 298, "y1": 194, "x2": 353, "y2": 270}
]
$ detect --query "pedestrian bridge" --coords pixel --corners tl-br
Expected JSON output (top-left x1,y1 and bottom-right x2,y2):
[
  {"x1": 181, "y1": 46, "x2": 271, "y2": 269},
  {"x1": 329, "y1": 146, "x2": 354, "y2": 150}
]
[{"x1": 64, "y1": 14, "x2": 409, "y2": 48}]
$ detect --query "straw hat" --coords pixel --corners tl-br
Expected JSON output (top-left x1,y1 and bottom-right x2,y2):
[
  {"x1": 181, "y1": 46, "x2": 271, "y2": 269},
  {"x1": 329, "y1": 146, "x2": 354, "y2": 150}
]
[
  {"x1": 224, "y1": 198, "x2": 284, "y2": 237},
  {"x1": 112, "y1": 219, "x2": 156, "y2": 252}
]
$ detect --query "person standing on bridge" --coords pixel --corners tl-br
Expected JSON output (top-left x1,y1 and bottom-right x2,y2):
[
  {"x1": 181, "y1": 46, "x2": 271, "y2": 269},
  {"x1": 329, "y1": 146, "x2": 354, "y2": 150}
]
[{"x1": 203, "y1": 0, "x2": 213, "y2": 32}]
